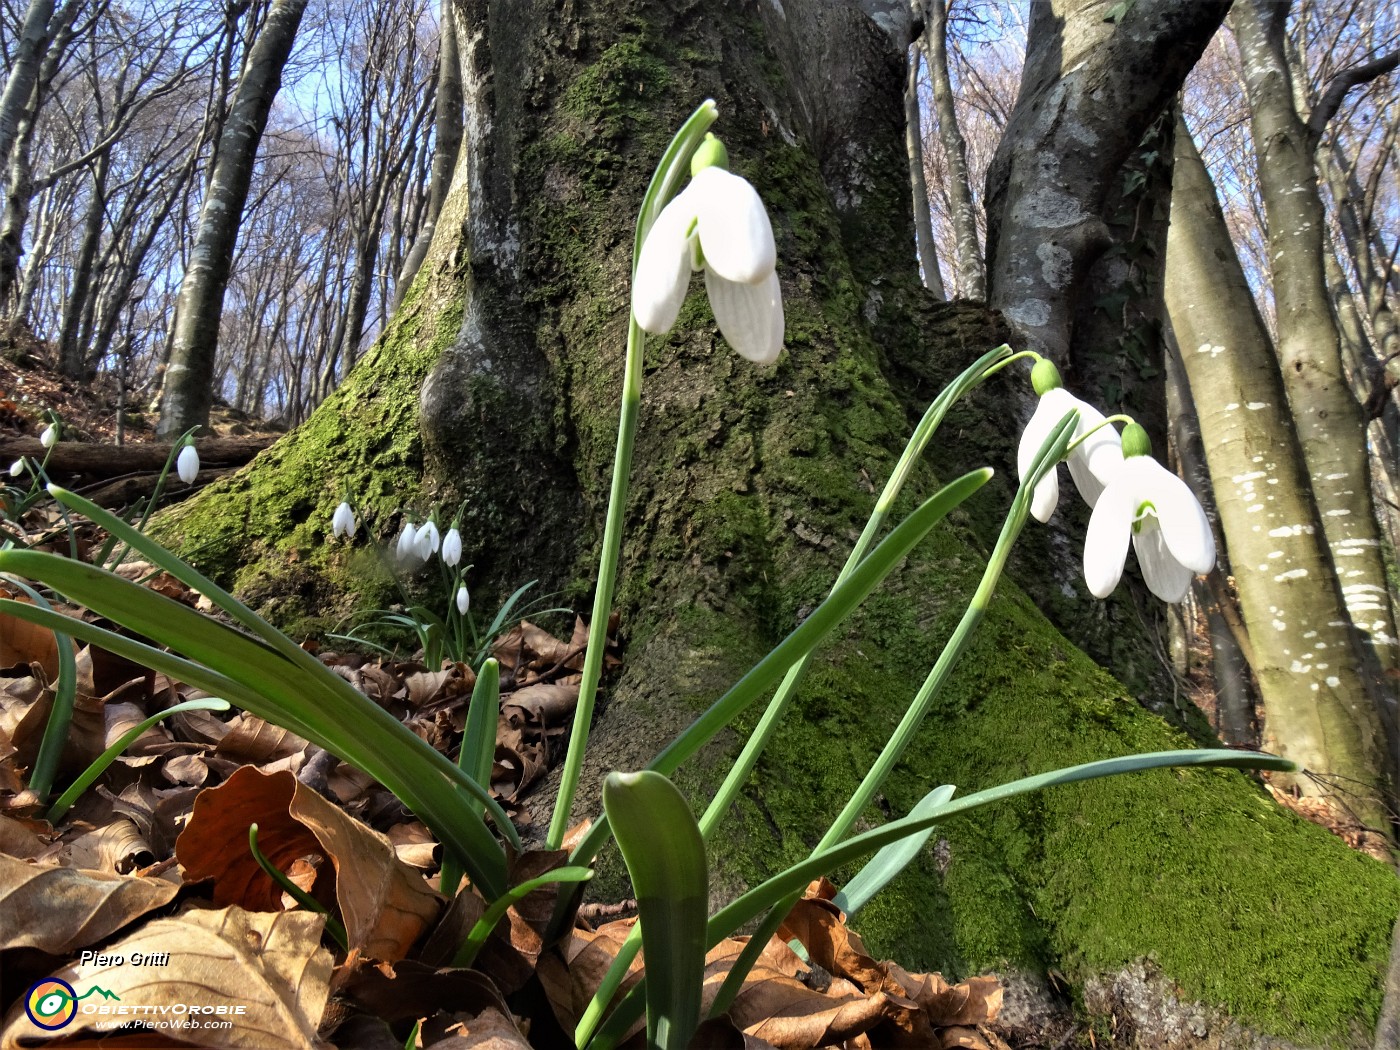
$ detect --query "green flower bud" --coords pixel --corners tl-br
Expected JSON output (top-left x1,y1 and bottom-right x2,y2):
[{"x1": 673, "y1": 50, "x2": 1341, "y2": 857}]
[
  {"x1": 1120, "y1": 421, "x2": 1151, "y2": 459},
  {"x1": 690, "y1": 132, "x2": 729, "y2": 177},
  {"x1": 1030, "y1": 358, "x2": 1063, "y2": 396}
]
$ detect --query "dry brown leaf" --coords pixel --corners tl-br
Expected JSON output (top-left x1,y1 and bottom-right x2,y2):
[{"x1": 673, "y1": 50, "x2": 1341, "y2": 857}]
[
  {"x1": 0, "y1": 904, "x2": 333, "y2": 1049},
  {"x1": 387, "y1": 821, "x2": 438, "y2": 870},
  {"x1": 427, "y1": 1007, "x2": 532, "y2": 1049},
  {"x1": 490, "y1": 742, "x2": 547, "y2": 804},
  {"x1": 779, "y1": 898, "x2": 884, "y2": 991},
  {"x1": 215, "y1": 714, "x2": 311, "y2": 765},
  {"x1": 63, "y1": 816, "x2": 154, "y2": 874},
  {"x1": 0, "y1": 812, "x2": 54, "y2": 858},
  {"x1": 176, "y1": 766, "x2": 440, "y2": 962},
  {"x1": 0, "y1": 853, "x2": 178, "y2": 953},
  {"x1": 0, "y1": 597, "x2": 59, "y2": 681},
  {"x1": 338, "y1": 959, "x2": 509, "y2": 1025},
  {"x1": 501, "y1": 681, "x2": 579, "y2": 731},
  {"x1": 536, "y1": 918, "x2": 643, "y2": 1034}
]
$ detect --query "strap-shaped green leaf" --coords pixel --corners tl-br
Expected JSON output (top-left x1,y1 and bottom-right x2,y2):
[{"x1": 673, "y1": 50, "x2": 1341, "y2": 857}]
[
  {"x1": 603, "y1": 771, "x2": 708, "y2": 1050},
  {"x1": 830, "y1": 784, "x2": 956, "y2": 917}
]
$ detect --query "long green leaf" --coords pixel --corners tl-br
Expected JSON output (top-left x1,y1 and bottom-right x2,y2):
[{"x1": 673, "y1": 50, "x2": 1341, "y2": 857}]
[
  {"x1": 591, "y1": 748, "x2": 1295, "y2": 1046},
  {"x1": 4, "y1": 577, "x2": 77, "y2": 801},
  {"x1": 451, "y1": 866, "x2": 594, "y2": 969},
  {"x1": 442, "y1": 658, "x2": 501, "y2": 897},
  {"x1": 0, "y1": 552, "x2": 513, "y2": 898},
  {"x1": 565, "y1": 468, "x2": 992, "y2": 879},
  {"x1": 603, "y1": 771, "x2": 708, "y2": 1050},
  {"x1": 830, "y1": 784, "x2": 955, "y2": 917}
]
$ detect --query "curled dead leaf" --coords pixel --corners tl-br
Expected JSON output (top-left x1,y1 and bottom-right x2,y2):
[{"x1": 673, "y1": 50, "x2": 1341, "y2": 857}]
[{"x1": 176, "y1": 766, "x2": 439, "y2": 962}]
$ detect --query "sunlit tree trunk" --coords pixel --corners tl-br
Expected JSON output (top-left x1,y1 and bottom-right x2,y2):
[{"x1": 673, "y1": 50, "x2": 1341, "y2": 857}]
[
  {"x1": 1166, "y1": 115, "x2": 1391, "y2": 834},
  {"x1": 157, "y1": 0, "x2": 308, "y2": 436},
  {"x1": 1230, "y1": 0, "x2": 1399, "y2": 681},
  {"x1": 903, "y1": 47, "x2": 945, "y2": 298}
]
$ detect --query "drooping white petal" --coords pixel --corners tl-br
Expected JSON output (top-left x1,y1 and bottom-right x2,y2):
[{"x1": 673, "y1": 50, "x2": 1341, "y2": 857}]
[
  {"x1": 1132, "y1": 520, "x2": 1195, "y2": 603},
  {"x1": 332, "y1": 501, "x2": 356, "y2": 539},
  {"x1": 441, "y1": 527, "x2": 462, "y2": 567},
  {"x1": 456, "y1": 584, "x2": 470, "y2": 616},
  {"x1": 704, "y1": 268, "x2": 784, "y2": 364},
  {"x1": 415, "y1": 520, "x2": 440, "y2": 559},
  {"x1": 177, "y1": 444, "x2": 200, "y2": 484},
  {"x1": 632, "y1": 191, "x2": 698, "y2": 334},
  {"x1": 1083, "y1": 481, "x2": 1136, "y2": 598},
  {"x1": 397, "y1": 522, "x2": 418, "y2": 562},
  {"x1": 1064, "y1": 399, "x2": 1122, "y2": 508},
  {"x1": 690, "y1": 167, "x2": 776, "y2": 285},
  {"x1": 1017, "y1": 389, "x2": 1078, "y2": 522},
  {"x1": 40, "y1": 425, "x2": 57, "y2": 448}
]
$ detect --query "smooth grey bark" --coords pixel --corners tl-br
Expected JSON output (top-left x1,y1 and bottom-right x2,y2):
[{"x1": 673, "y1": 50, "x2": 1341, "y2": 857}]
[
  {"x1": 903, "y1": 48, "x2": 945, "y2": 298},
  {"x1": 55, "y1": 150, "x2": 107, "y2": 376},
  {"x1": 392, "y1": 0, "x2": 463, "y2": 311},
  {"x1": 1166, "y1": 115, "x2": 1391, "y2": 832},
  {"x1": 0, "y1": 0, "x2": 56, "y2": 177},
  {"x1": 984, "y1": 0, "x2": 1228, "y2": 365},
  {"x1": 157, "y1": 0, "x2": 307, "y2": 437},
  {"x1": 1231, "y1": 0, "x2": 1399, "y2": 684},
  {"x1": 920, "y1": 0, "x2": 982, "y2": 299}
]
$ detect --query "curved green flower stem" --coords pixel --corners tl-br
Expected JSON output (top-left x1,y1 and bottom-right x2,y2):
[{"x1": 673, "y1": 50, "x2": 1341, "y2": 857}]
[
  {"x1": 546, "y1": 100, "x2": 719, "y2": 850},
  {"x1": 1067, "y1": 413, "x2": 1134, "y2": 457},
  {"x1": 451, "y1": 867, "x2": 594, "y2": 969},
  {"x1": 3, "y1": 577, "x2": 76, "y2": 803},
  {"x1": 574, "y1": 345, "x2": 1017, "y2": 1045},
  {"x1": 587, "y1": 745, "x2": 1295, "y2": 1049},
  {"x1": 46, "y1": 696, "x2": 231, "y2": 822},
  {"x1": 707, "y1": 409, "x2": 1081, "y2": 1018},
  {"x1": 248, "y1": 823, "x2": 349, "y2": 952}
]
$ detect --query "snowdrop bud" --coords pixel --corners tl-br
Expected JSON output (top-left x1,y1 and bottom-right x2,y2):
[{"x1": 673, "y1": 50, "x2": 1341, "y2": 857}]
[
  {"x1": 332, "y1": 501, "x2": 357, "y2": 539},
  {"x1": 690, "y1": 132, "x2": 729, "y2": 175},
  {"x1": 456, "y1": 584, "x2": 470, "y2": 616},
  {"x1": 39, "y1": 424, "x2": 57, "y2": 448},
  {"x1": 176, "y1": 443, "x2": 200, "y2": 484},
  {"x1": 397, "y1": 521, "x2": 418, "y2": 562},
  {"x1": 441, "y1": 527, "x2": 462, "y2": 567},
  {"x1": 8, "y1": 459, "x2": 22, "y2": 477},
  {"x1": 1030, "y1": 357, "x2": 1062, "y2": 396}
]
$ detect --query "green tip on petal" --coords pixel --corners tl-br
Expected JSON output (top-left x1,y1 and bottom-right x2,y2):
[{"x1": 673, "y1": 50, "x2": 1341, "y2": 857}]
[
  {"x1": 1030, "y1": 358, "x2": 1063, "y2": 396},
  {"x1": 691, "y1": 132, "x2": 729, "y2": 176},
  {"x1": 1121, "y1": 422, "x2": 1151, "y2": 458}
]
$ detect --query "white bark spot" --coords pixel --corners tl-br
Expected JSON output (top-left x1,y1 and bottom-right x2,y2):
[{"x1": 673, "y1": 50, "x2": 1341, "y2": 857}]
[
  {"x1": 1326, "y1": 676, "x2": 1340, "y2": 688},
  {"x1": 1245, "y1": 402, "x2": 1269, "y2": 410},
  {"x1": 1274, "y1": 568, "x2": 1308, "y2": 581},
  {"x1": 1036, "y1": 241, "x2": 1074, "y2": 290},
  {"x1": 1005, "y1": 299, "x2": 1051, "y2": 328},
  {"x1": 1271, "y1": 619, "x2": 1287, "y2": 631},
  {"x1": 1268, "y1": 524, "x2": 1312, "y2": 537},
  {"x1": 1324, "y1": 508, "x2": 1351, "y2": 517},
  {"x1": 1195, "y1": 343, "x2": 1226, "y2": 357},
  {"x1": 1232, "y1": 471, "x2": 1267, "y2": 483}
]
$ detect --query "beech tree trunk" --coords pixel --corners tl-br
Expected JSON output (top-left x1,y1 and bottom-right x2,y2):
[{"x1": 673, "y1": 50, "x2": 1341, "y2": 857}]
[
  {"x1": 156, "y1": 0, "x2": 308, "y2": 437},
  {"x1": 152, "y1": 0, "x2": 1400, "y2": 1039},
  {"x1": 984, "y1": 0, "x2": 1228, "y2": 364},
  {"x1": 1230, "y1": 0, "x2": 1399, "y2": 681},
  {"x1": 1166, "y1": 116, "x2": 1391, "y2": 834}
]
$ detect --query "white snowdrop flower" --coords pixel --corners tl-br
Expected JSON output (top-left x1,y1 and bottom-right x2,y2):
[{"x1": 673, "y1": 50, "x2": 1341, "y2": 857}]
[
  {"x1": 415, "y1": 520, "x2": 440, "y2": 560},
  {"x1": 331, "y1": 501, "x2": 357, "y2": 540},
  {"x1": 8, "y1": 459, "x2": 22, "y2": 477},
  {"x1": 441, "y1": 526, "x2": 462, "y2": 567},
  {"x1": 631, "y1": 134, "x2": 784, "y2": 364},
  {"x1": 396, "y1": 520, "x2": 419, "y2": 562},
  {"x1": 1083, "y1": 424, "x2": 1216, "y2": 603},
  {"x1": 176, "y1": 443, "x2": 200, "y2": 484},
  {"x1": 1017, "y1": 360, "x2": 1123, "y2": 523},
  {"x1": 39, "y1": 424, "x2": 57, "y2": 448},
  {"x1": 456, "y1": 584, "x2": 470, "y2": 616}
]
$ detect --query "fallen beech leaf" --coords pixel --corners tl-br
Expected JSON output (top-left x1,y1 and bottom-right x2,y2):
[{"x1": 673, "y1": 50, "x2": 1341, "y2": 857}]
[
  {"x1": 0, "y1": 853, "x2": 178, "y2": 953},
  {"x1": 427, "y1": 1007, "x2": 532, "y2": 1049},
  {"x1": 64, "y1": 816, "x2": 154, "y2": 874},
  {"x1": 779, "y1": 897, "x2": 883, "y2": 990},
  {"x1": 536, "y1": 919, "x2": 644, "y2": 1034},
  {"x1": 0, "y1": 904, "x2": 333, "y2": 1049},
  {"x1": 0, "y1": 599, "x2": 59, "y2": 681},
  {"x1": 339, "y1": 959, "x2": 509, "y2": 1024},
  {"x1": 177, "y1": 766, "x2": 439, "y2": 962},
  {"x1": 0, "y1": 812, "x2": 53, "y2": 858},
  {"x1": 501, "y1": 681, "x2": 580, "y2": 731},
  {"x1": 216, "y1": 714, "x2": 311, "y2": 764}
]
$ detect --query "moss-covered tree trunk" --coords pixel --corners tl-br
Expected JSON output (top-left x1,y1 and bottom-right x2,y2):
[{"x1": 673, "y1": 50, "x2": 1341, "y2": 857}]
[{"x1": 159, "y1": 0, "x2": 1400, "y2": 1042}]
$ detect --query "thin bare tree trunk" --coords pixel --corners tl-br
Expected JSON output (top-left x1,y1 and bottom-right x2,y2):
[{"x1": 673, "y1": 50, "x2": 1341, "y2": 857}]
[
  {"x1": 904, "y1": 40, "x2": 944, "y2": 297},
  {"x1": 1231, "y1": 0, "x2": 1399, "y2": 681},
  {"x1": 393, "y1": 0, "x2": 463, "y2": 309},
  {"x1": 0, "y1": 0, "x2": 56, "y2": 174},
  {"x1": 157, "y1": 0, "x2": 308, "y2": 436},
  {"x1": 921, "y1": 0, "x2": 982, "y2": 299}
]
